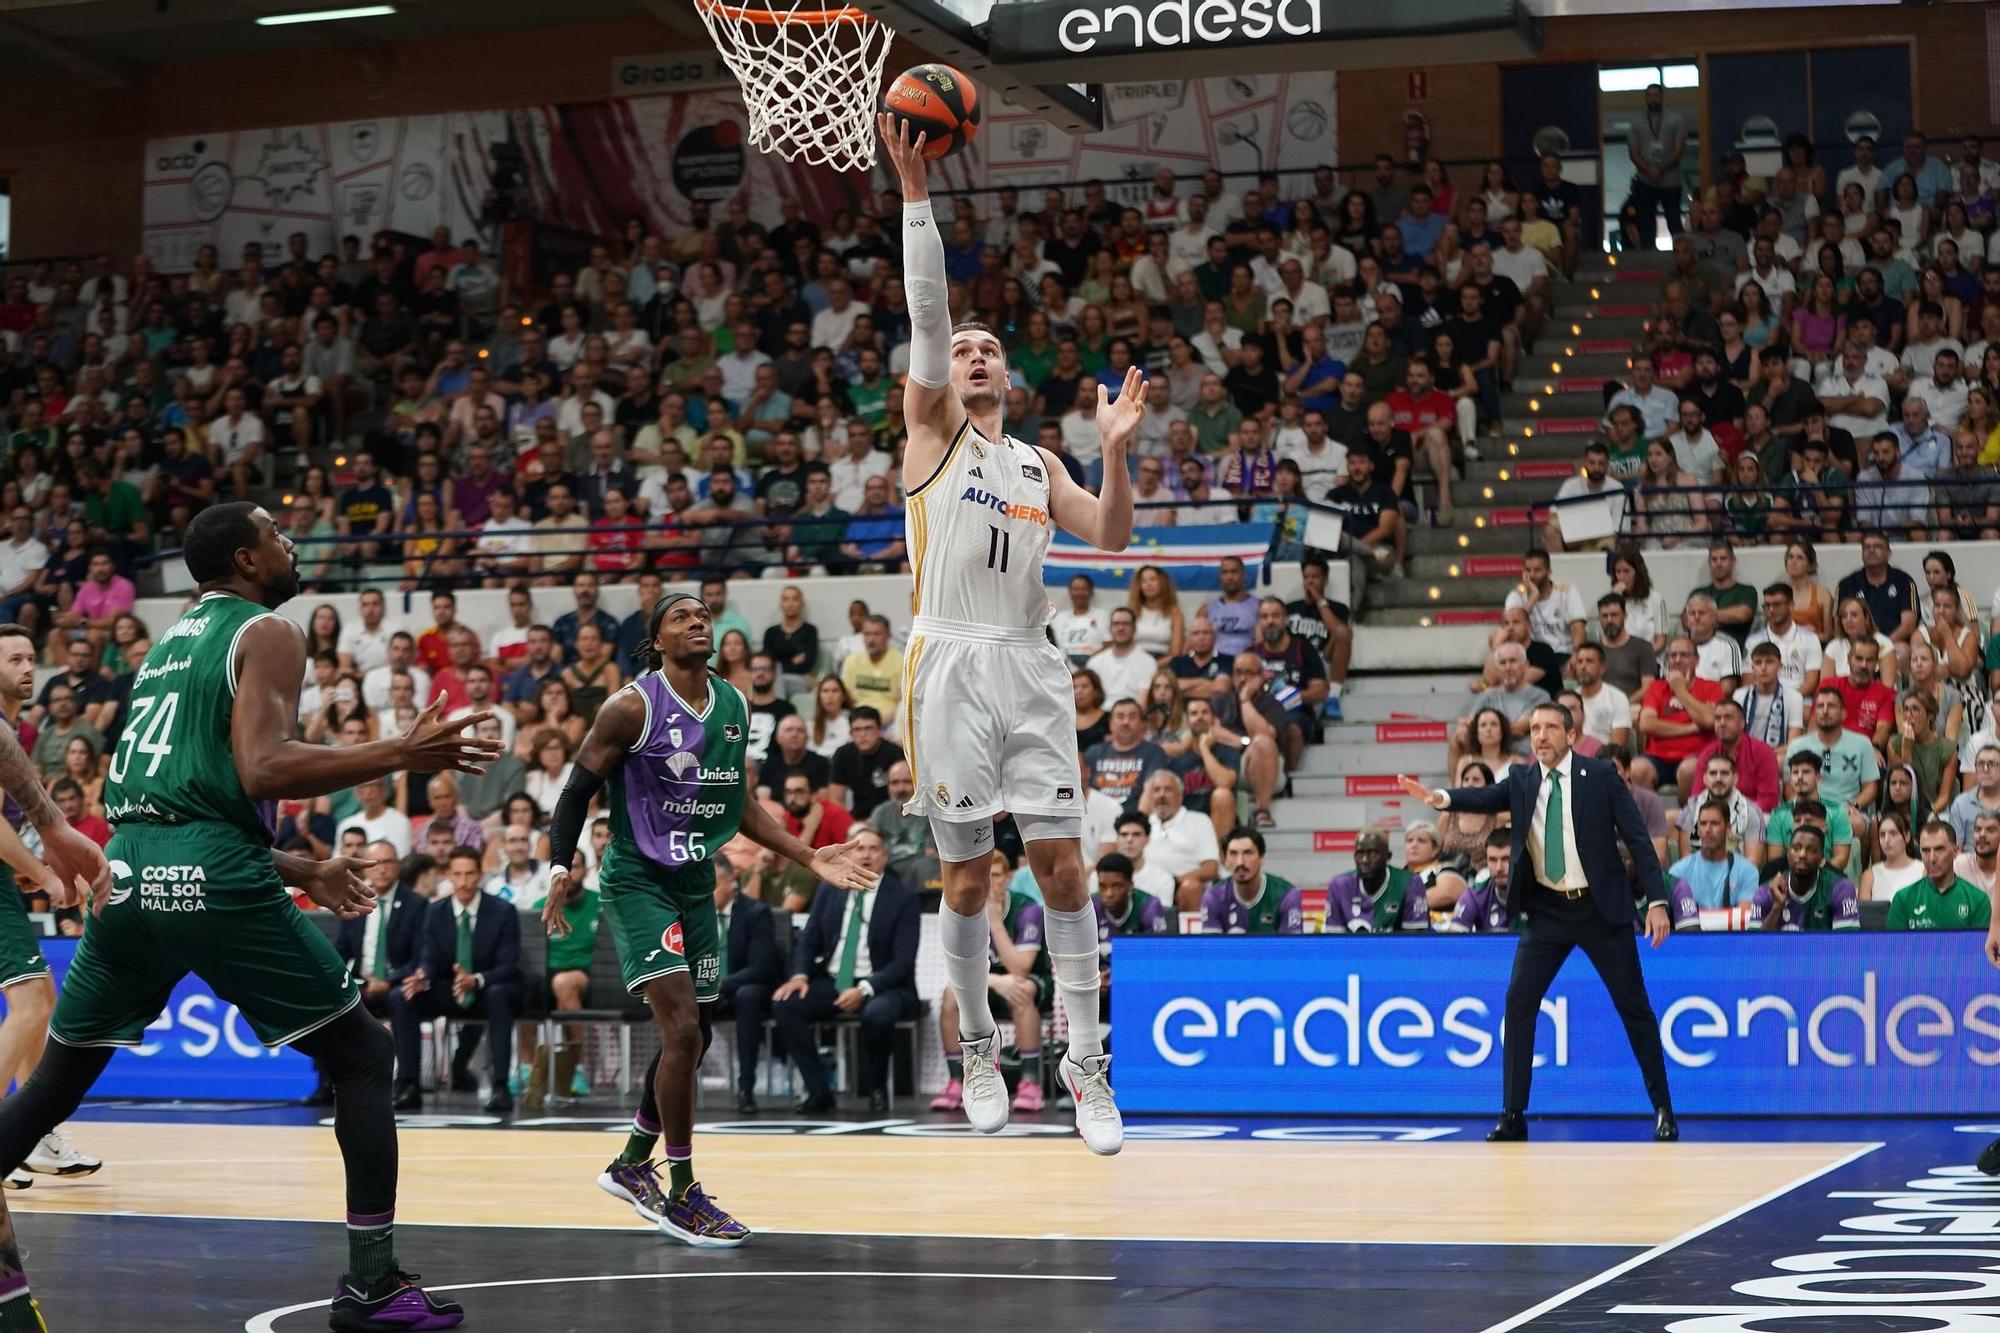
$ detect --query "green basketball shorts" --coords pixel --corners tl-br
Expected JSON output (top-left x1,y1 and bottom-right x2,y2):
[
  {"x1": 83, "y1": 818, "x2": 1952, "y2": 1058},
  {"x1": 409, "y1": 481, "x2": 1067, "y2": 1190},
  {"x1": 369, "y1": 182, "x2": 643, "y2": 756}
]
[
  {"x1": 596, "y1": 845, "x2": 720, "y2": 1002},
  {"x1": 0, "y1": 865, "x2": 50, "y2": 990},
  {"x1": 50, "y1": 824, "x2": 357, "y2": 1049}
]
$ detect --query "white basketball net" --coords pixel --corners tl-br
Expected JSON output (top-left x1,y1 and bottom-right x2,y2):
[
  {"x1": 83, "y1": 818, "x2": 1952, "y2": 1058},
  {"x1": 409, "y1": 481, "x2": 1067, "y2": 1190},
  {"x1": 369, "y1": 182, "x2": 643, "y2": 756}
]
[{"x1": 694, "y1": 2, "x2": 896, "y2": 174}]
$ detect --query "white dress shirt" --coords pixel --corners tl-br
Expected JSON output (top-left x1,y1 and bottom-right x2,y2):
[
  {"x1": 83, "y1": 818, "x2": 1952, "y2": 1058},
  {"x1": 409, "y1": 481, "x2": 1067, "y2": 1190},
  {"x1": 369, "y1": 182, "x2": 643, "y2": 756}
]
[
  {"x1": 359, "y1": 894, "x2": 397, "y2": 978},
  {"x1": 827, "y1": 887, "x2": 876, "y2": 986},
  {"x1": 1526, "y1": 752, "x2": 1587, "y2": 892}
]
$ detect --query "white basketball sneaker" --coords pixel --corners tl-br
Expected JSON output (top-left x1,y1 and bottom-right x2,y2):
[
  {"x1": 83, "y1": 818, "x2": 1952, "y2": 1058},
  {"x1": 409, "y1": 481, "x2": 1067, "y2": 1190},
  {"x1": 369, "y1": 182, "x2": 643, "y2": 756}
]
[
  {"x1": 1059, "y1": 1052, "x2": 1124, "y2": 1156},
  {"x1": 23, "y1": 1128, "x2": 100, "y2": 1177},
  {"x1": 958, "y1": 1032, "x2": 1009, "y2": 1134}
]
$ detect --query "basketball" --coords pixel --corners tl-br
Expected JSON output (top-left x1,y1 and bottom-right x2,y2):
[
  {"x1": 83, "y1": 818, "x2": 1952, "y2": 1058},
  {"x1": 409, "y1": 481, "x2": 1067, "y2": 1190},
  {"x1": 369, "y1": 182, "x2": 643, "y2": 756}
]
[{"x1": 879, "y1": 62, "x2": 982, "y2": 160}]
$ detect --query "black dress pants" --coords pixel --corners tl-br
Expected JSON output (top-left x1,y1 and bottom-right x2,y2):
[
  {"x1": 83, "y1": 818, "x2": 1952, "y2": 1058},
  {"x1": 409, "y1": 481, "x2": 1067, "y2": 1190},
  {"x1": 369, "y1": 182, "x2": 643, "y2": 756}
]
[{"x1": 1501, "y1": 886, "x2": 1673, "y2": 1114}]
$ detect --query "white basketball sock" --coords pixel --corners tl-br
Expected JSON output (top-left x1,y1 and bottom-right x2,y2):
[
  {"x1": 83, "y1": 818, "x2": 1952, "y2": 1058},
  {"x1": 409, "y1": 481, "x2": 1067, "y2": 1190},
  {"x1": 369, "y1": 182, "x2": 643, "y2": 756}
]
[
  {"x1": 1041, "y1": 903, "x2": 1105, "y2": 1060},
  {"x1": 939, "y1": 905, "x2": 997, "y2": 1044}
]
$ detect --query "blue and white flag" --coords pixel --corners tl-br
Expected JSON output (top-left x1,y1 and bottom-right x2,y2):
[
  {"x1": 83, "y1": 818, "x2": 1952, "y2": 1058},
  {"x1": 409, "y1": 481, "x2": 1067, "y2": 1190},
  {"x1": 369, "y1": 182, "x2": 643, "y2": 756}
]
[{"x1": 1043, "y1": 523, "x2": 1274, "y2": 591}]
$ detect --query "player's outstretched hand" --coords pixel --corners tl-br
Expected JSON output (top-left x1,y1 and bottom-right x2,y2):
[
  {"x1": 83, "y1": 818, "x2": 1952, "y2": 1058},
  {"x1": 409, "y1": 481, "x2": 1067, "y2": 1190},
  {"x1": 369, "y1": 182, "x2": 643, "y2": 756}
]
[
  {"x1": 400, "y1": 698, "x2": 504, "y2": 777},
  {"x1": 43, "y1": 819, "x2": 109, "y2": 916},
  {"x1": 1096, "y1": 366, "x2": 1147, "y2": 456},
  {"x1": 812, "y1": 839, "x2": 881, "y2": 892},
  {"x1": 301, "y1": 856, "x2": 378, "y2": 919},
  {"x1": 542, "y1": 868, "x2": 574, "y2": 940},
  {"x1": 875, "y1": 112, "x2": 931, "y2": 202}
]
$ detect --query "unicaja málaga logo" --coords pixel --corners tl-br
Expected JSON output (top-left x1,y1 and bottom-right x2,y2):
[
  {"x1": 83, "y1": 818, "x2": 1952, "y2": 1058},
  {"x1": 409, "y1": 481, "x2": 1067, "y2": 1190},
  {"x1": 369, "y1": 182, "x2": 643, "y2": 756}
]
[{"x1": 1057, "y1": 0, "x2": 1325, "y2": 53}]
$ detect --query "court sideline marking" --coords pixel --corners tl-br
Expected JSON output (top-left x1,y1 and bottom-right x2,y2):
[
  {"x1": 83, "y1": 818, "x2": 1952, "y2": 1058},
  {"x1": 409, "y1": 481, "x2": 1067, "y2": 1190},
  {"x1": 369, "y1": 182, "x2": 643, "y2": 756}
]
[
  {"x1": 12, "y1": 1205, "x2": 1642, "y2": 1247},
  {"x1": 244, "y1": 1270, "x2": 1118, "y2": 1332},
  {"x1": 1476, "y1": 1141, "x2": 1884, "y2": 1333}
]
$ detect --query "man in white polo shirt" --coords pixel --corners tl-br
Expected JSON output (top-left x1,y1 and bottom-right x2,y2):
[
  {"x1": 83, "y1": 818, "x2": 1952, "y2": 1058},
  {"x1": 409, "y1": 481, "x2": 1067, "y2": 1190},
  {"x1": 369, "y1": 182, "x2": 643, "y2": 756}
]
[{"x1": 1138, "y1": 768, "x2": 1221, "y2": 910}]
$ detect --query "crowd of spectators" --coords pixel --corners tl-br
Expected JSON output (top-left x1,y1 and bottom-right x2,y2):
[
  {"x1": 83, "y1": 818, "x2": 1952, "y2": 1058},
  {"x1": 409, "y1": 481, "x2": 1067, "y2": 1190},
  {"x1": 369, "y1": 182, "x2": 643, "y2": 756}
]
[
  {"x1": 5, "y1": 128, "x2": 1998, "y2": 1113},
  {"x1": 1426, "y1": 529, "x2": 2000, "y2": 936},
  {"x1": 1568, "y1": 130, "x2": 2000, "y2": 551}
]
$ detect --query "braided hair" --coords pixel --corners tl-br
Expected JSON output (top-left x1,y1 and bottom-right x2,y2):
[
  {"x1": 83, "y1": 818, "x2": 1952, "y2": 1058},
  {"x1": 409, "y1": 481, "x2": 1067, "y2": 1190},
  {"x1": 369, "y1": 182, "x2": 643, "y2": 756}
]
[{"x1": 634, "y1": 591, "x2": 705, "y2": 674}]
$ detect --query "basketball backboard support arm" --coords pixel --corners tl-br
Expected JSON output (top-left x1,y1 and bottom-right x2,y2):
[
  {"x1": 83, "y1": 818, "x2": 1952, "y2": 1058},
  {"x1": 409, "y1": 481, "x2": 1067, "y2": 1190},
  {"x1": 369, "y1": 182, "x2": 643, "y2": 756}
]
[{"x1": 855, "y1": 0, "x2": 1107, "y2": 134}]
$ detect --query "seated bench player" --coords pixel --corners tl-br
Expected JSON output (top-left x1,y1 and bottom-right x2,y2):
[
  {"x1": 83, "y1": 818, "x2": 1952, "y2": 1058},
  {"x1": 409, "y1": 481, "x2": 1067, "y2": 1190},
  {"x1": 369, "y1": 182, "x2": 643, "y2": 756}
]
[
  {"x1": 1092, "y1": 851, "x2": 1170, "y2": 1025},
  {"x1": 1445, "y1": 830, "x2": 1514, "y2": 933},
  {"x1": 1322, "y1": 828, "x2": 1431, "y2": 933},
  {"x1": 1198, "y1": 827, "x2": 1300, "y2": 933},
  {"x1": 1665, "y1": 797, "x2": 1761, "y2": 932},
  {"x1": 1749, "y1": 825, "x2": 1860, "y2": 931}
]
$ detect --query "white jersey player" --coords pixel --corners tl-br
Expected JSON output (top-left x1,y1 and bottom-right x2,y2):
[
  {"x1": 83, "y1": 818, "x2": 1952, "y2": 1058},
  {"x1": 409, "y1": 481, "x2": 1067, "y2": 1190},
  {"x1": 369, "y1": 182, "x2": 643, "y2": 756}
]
[{"x1": 880, "y1": 113, "x2": 1144, "y2": 1154}]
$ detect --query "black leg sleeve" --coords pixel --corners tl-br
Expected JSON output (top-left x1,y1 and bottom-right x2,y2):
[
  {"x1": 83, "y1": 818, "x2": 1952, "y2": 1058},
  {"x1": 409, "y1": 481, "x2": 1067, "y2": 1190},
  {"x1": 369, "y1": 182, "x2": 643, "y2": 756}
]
[
  {"x1": 0, "y1": 1040, "x2": 113, "y2": 1173},
  {"x1": 637, "y1": 1050, "x2": 662, "y2": 1127},
  {"x1": 293, "y1": 1006, "x2": 398, "y2": 1219}
]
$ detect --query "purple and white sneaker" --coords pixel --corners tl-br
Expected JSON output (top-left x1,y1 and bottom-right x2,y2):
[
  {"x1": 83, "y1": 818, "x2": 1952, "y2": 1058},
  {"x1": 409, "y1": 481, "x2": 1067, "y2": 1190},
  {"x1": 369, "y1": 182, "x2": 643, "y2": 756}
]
[
  {"x1": 661, "y1": 1182, "x2": 751, "y2": 1248},
  {"x1": 596, "y1": 1159, "x2": 670, "y2": 1226},
  {"x1": 328, "y1": 1270, "x2": 464, "y2": 1330}
]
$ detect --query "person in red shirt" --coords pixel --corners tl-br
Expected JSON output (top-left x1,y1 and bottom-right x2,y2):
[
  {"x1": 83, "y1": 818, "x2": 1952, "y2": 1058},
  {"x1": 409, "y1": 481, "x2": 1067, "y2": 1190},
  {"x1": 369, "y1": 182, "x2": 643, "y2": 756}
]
[
  {"x1": 414, "y1": 588, "x2": 460, "y2": 676},
  {"x1": 1831, "y1": 638, "x2": 1897, "y2": 749},
  {"x1": 427, "y1": 626, "x2": 482, "y2": 713},
  {"x1": 1688, "y1": 696, "x2": 1782, "y2": 812},
  {"x1": 586, "y1": 486, "x2": 647, "y2": 575},
  {"x1": 780, "y1": 771, "x2": 853, "y2": 850},
  {"x1": 1635, "y1": 636, "x2": 1725, "y2": 789},
  {"x1": 1381, "y1": 354, "x2": 1459, "y2": 524},
  {"x1": 51, "y1": 779, "x2": 108, "y2": 847}
]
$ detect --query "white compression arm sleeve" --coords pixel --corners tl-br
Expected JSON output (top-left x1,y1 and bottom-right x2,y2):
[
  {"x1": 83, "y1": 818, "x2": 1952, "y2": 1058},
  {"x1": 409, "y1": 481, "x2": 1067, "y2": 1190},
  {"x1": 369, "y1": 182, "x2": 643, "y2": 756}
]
[{"x1": 903, "y1": 200, "x2": 952, "y2": 389}]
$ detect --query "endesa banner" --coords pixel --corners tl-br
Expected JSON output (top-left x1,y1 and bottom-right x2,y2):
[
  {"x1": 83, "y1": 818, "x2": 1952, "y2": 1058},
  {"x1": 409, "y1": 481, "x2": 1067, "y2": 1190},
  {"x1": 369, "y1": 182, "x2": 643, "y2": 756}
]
[
  {"x1": 8, "y1": 939, "x2": 317, "y2": 1100},
  {"x1": 1113, "y1": 934, "x2": 2000, "y2": 1114}
]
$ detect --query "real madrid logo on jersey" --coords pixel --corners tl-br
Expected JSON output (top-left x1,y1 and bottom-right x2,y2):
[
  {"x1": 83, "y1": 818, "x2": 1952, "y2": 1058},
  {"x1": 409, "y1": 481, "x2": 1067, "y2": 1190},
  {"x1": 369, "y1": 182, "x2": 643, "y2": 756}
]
[
  {"x1": 936, "y1": 782, "x2": 950, "y2": 806},
  {"x1": 970, "y1": 438, "x2": 986, "y2": 459}
]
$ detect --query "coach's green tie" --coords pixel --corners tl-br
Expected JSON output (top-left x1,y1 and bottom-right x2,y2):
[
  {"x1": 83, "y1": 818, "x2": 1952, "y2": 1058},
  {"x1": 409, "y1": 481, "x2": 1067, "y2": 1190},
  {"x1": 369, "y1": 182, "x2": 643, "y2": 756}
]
[
  {"x1": 834, "y1": 892, "x2": 865, "y2": 990},
  {"x1": 372, "y1": 900, "x2": 391, "y2": 977},
  {"x1": 1543, "y1": 768, "x2": 1567, "y2": 884},
  {"x1": 455, "y1": 907, "x2": 476, "y2": 1009}
]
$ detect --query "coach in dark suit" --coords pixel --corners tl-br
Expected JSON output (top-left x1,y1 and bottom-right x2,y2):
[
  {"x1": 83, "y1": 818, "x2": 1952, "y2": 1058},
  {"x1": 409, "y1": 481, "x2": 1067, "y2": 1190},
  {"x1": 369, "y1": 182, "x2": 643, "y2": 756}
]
[
  {"x1": 772, "y1": 831, "x2": 920, "y2": 1115},
  {"x1": 335, "y1": 846, "x2": 431, "y2": 1016},
  {"x1": 715, "y1": 859, "x2": 783, "y2": 1114},
  {"x1": 388, "y1": 846, "x2": 523, "y2": 1114},
  {"x1": 1402, "y1": 699, "x2": 1679, "y2": 1142}
]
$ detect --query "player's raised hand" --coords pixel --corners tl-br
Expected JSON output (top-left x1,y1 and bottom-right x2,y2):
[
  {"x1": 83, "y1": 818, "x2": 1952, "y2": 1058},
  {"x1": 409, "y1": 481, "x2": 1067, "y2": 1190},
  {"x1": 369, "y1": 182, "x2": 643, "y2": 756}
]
[
  {"x1": 875, "y1": 112, "x2": 931, "y2": 202},
  {"x1": 811, "y1": 839, "x2": 881, "y2": 892},
  {"x1": 1096, "y1": 366, "x2": 1148, "y2": 456},
  {"x1": 399, "y1": 698, "x2": 503, "y2": 776},
  {"x1": 300, "y1": 856, "x2": 377, "y2": 919}
]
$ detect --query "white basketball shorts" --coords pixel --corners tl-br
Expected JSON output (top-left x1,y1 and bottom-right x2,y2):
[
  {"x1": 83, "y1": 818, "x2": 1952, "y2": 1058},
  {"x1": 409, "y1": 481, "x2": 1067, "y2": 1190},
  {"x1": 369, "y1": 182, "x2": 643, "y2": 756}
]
[{"x1": 900, "y1": 615, "x2": 1085, "y2": 824}]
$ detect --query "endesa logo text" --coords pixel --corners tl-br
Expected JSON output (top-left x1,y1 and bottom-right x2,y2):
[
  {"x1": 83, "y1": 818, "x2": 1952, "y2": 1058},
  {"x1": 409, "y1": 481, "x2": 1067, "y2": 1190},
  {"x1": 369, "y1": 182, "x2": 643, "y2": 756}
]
[
  {"x1": 1112, "y1": 936, "x2": 2000, "y2": 1115},
  {"x1": 1058, "y1": 0, "x2": 1324, "y2": 53}
]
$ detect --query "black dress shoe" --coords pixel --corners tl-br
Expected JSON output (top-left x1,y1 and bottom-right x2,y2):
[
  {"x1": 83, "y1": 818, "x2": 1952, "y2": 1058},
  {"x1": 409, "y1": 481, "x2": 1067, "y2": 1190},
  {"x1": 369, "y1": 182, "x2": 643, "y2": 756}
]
[
  {"x1": 793, "y1": 1090, "x2": 836, "y2": 1114},
  {"x1": 483, "y1": 1090, "x2": 514, "y2": 1114},
  {"x1": 867, "y1": 1090, "x2": 890, "y2": 1115},
  {"x1": 1486, "y1": 1111, "x2": 1528, "y2": 1142},
  {"x1": 1654, "y1": 1108, "x2": 1679, "y2": 1142},
  {"x1": 448, "y1": 1071, "x2": 479, "y2": 1094},
  {"x1": 734, "y1": 1089, "x2": 760, "y2": 1116},
  {"x1": 391, "y1": 1082, "x2": 422, "y2": 1113}
]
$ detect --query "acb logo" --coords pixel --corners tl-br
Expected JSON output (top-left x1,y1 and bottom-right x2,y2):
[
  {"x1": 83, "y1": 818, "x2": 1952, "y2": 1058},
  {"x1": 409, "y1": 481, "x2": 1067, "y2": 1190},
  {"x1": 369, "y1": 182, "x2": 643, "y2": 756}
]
[{"x1": 660, "y1": 922, "x2": 685, "y2": 957}]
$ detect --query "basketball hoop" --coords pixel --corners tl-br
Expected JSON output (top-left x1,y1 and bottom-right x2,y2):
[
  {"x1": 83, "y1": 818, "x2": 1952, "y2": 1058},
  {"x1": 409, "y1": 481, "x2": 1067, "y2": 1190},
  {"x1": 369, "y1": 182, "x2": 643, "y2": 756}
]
[{"x1": 692, "y1": 1, "x2": 895, "y2": 174}]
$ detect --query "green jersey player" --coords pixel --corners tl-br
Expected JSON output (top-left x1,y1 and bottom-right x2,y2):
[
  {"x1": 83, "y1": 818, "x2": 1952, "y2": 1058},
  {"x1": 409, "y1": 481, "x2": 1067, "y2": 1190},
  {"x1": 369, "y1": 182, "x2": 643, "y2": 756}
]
[
  {"x1": 0, "y1": 503, "x2": 499, "y2": 1332},
  {"x1": 542, "y1": 593, "x2": 874, "y2": 1247}
]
